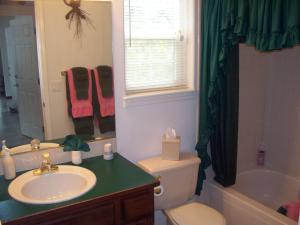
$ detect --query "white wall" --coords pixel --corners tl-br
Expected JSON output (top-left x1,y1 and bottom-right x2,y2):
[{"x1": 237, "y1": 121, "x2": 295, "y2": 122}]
[
  {"x1": 111, "y1": 1, "x2": 198, "y2": 163},
  {"x1": 264, "y1": 46, "x2": 300, "y2": 179},
  {"x1": 238, "y1": 44, "x2": 300, "y2": 178},
  {"x1": 237, "y1": 44, "x2": 270, "y2": 172},
  {"x1": 36, "y1": 0, "x2": 112, "y2": 140}
]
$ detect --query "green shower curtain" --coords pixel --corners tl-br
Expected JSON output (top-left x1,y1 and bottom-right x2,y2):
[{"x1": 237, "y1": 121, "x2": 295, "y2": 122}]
[{"x1": 196, "y1": 0, "x2": 300, "y2": 194}]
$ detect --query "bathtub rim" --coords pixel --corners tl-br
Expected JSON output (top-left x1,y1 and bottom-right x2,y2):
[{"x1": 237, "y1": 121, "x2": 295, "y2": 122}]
[
  {"x1": 205, "y1": 175, "x2": 297, "y2": 225},
  {"x1": 236, "y1": 168, "x2": 300, "y2": 184}
]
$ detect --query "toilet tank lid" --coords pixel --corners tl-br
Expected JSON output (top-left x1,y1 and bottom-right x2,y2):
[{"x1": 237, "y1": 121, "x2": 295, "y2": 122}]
[{"x1": 138, "y1": 153, "x2": 201, "y2": 174}]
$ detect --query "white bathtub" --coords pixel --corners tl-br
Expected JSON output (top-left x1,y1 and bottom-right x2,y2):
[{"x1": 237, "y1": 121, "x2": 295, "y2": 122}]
[{"x1": 202, "y1": 169, "x2": 299, "y2": 225}]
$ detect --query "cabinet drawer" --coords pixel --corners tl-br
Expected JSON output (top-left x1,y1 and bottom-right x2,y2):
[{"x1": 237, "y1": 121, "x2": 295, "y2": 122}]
[
  {"x1": 47, "y1": 203, "x2": 115, "y2": 225},
  {"x1": 122, "y1": 193, "x2": 153, "y2": 222},
  {"x1": 29, "y1": 204, "x2": 115, "y2": 225}
]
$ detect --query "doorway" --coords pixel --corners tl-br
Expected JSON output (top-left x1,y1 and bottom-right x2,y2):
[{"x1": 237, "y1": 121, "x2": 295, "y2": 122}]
[{"x1": 0, "y1": 2, "x2": 44, "y2": 147}]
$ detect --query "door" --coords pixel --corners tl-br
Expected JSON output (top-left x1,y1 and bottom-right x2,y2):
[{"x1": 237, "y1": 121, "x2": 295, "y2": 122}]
[
  {"x1": 5, "y1": 28, "x2": 18, "y2": 109},
  {"x1": 9, "y1": 16, "x2": 44, "y2": 140}
]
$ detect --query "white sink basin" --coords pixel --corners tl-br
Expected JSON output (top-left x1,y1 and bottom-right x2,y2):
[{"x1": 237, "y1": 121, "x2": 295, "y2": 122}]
[
  {"x1": 10, "y1": 143, "x2": 60, "y2": 154},
  {"x1": 8, "y1": 165, "x2": 97, "y2": 204}
]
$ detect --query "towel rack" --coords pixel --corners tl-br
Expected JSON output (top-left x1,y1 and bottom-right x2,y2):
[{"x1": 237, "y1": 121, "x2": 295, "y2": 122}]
[{"x1": 61, "y1": 71, "x2": 68, "y2": 77}]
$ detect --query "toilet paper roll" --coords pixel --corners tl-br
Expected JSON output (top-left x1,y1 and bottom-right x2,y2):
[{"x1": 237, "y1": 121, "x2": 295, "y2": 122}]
[{"x1": 154, "y1": 185, "x2": 164, "y2": 197}]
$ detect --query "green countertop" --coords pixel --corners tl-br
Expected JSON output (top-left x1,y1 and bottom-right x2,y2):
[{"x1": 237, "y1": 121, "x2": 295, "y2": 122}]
[{"x1": 0, "y1": 153, "x2": 156, "y2": 223}]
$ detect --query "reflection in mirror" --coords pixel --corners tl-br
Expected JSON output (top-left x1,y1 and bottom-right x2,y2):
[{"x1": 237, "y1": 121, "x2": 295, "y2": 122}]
[
  {"x1": 0, "y1": 2, "x2": 42, "y2": 147},
  {"x1": 0, "y1": 1, "x2": 115, "y2": 152}
]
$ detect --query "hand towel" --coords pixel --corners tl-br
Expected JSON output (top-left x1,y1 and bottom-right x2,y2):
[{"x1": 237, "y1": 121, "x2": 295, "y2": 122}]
[
  {"x1": 93, "y1": 67, "x2": 115, "y2": 117},
  {"x1": 65, "y1": 67, "x2": 94, "y2": 136},
  {"x1": 92, "y1": 69, "x2": 115, "y2": 133},
  {"x1": 95, "y1": 65, "x2": 114, "y2": 97},
  {"x1": 72, "y1": 67, "x2": 90, "y2": 100},
  {"x1": 67, "y1": 68, "x2": 93, "y2": 118}
]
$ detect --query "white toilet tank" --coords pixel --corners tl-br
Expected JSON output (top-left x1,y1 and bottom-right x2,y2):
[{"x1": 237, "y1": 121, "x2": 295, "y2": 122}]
[{"x1": 138, "y1": 153, "x2": 200, "y2": 210}]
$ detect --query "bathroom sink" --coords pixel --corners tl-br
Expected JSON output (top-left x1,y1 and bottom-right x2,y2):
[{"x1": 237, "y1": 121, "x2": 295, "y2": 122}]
[
  {"x1": 8, "y1": 165, "x2": 97, "y2": 204},
  {"x1": 10, "y1": 143, "x2": 60, "y2": 154}
]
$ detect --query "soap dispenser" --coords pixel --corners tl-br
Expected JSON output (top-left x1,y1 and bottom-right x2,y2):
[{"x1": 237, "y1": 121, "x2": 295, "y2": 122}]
[{"x1": 1, "y1": 140, "x2": 16, "y2": 180}]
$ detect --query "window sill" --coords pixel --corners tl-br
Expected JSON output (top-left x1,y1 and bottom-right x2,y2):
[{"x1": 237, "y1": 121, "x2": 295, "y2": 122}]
[{"x1": 122, "y1": 88, "x2": 197, "y2": 108}]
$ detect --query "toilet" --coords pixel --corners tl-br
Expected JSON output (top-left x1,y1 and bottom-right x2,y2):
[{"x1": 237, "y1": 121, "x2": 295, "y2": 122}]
[{"x1": 138, "y1": 153, "x2": 226, "y2": 225}]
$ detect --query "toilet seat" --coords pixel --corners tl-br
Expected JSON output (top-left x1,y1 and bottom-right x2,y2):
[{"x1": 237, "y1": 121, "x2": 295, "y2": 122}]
[{"x1": 165, "y1": 202, "x2": 226, "y2": 225}]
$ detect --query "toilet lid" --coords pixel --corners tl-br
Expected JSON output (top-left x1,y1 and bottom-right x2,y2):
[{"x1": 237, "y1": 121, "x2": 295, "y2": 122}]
[{"x1": 167, "y1": 202, "x2": 226, "y2": 225}]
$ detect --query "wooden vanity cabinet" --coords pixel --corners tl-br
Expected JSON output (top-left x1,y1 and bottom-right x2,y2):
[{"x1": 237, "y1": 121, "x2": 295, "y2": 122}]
[{"x1": 4, "y1": 184, "x2": 156, "y2": 225}]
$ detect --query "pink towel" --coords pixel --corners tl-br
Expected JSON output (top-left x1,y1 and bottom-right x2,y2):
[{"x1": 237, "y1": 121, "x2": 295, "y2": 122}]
[
  {"x1": 93, "y1": 68, "x2": 115, "y2": 117},
  {"x1": 67, "y1": 69, "x2": 93, "y2": 118},
  {"x1": 284, "y1": 201, "x2": 300, "y2": 222}
]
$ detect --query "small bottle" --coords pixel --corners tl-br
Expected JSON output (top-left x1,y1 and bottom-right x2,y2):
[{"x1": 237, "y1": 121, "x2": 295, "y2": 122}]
[
  {"x1": 257, "y1": 144, "x2": 267, "y2": 166},
  {"x1": 1, "y1": 140, "x2": 16, "y2": 180},
  {"x1": 257, "y1": 150, "x2": 265, "y2": 166},
  {"x1": 103, "y1": 143, "x2": 113, "y2": 160},
  {"x1": 71, "y1": 151, "x2": 82, "y2": 165}
]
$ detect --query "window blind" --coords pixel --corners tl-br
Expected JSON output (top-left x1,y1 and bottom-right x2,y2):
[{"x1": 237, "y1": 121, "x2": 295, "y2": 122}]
[{"x1": 124, "y1": 0, "x2": 187, "y2": 93}]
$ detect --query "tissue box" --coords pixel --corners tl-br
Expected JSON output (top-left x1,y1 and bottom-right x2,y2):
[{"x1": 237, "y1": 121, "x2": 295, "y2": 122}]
[{"x1": 162, "y1": 135, "x2": 180, "y2": 160}]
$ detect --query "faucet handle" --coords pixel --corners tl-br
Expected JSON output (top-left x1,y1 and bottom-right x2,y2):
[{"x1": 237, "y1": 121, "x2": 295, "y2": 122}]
[
  {"x1": 42, "y1": 152, "x2": 50, "y2": 158},
  {"x1": 31, "y1": 139, "x2": 40, "y2": 150},
  {"x1": 33, "y1": 152, "x2": 58, "y2": 176},
  {"x1": 42, "y1": 152, "x2": 51, "y2": 164}
]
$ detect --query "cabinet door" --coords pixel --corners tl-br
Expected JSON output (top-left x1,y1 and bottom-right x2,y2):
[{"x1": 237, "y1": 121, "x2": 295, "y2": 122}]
[
  {"x1": 122, "y1": 192, "x2": 154, "y2": 223},
  {"x1": 42, "y1": 203, "x2": 115, "y2": 225},
  {"x1": 126, "y1": 218, "x2": 153, "y2": 225}
]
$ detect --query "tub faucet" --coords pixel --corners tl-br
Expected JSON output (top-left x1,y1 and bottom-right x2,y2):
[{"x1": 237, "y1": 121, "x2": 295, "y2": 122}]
[{"x1": 33, "y1": 152, "x2": 59, "y2": 176}]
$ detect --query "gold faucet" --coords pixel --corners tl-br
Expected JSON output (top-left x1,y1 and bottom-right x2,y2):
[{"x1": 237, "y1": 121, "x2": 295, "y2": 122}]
[{"x1": 33, "y1": 152, "x2": 59, "y2": 176}]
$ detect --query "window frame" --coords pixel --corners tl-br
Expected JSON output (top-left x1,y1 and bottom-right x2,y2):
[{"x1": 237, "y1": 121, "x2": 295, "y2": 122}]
[{"x1": 123, "y1": 0, "x2": 196, "y2": 99}]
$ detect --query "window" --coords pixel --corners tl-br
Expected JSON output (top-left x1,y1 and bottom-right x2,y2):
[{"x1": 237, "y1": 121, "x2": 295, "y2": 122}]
[{"x1": 124, "y1": 0, "x2": 194, "y2": 94}]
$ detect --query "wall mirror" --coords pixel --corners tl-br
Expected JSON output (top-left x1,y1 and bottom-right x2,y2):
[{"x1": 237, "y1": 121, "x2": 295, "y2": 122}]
[{"x1": 0, "y1": 0, "x2": 115, "y2": 154}]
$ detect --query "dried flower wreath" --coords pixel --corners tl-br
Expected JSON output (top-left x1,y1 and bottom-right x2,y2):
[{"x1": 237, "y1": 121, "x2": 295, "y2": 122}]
[{"x1": 63, "y1": 0, "x2": 93, "y2": 38}]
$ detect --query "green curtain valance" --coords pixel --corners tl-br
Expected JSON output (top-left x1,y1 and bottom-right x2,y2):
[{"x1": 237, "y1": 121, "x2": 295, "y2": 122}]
[
  {"x1": 221, "y1": 0, "x2": 300, "y2": 59},
  {"x1": 196, "y1": 0, "x2": 300, "y2": 194}
]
